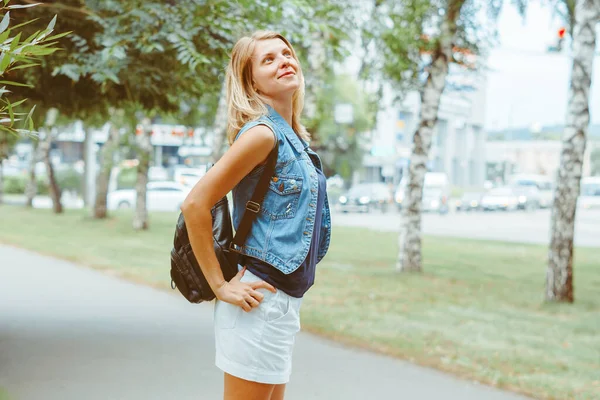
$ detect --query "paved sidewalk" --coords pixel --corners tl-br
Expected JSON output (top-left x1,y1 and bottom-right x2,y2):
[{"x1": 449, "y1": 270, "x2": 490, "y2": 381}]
[{"x1": 0, "y1": 244, "x2": 532, "y2": 400}]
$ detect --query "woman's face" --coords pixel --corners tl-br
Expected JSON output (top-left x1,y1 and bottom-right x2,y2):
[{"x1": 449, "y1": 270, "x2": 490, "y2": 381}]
[{"x1": 250, "y1": 38, "x2": 300, "y2": 100}]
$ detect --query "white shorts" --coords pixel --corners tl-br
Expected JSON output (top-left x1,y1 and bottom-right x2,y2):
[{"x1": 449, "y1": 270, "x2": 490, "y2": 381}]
[{"x1": 214, "y1": 268, "x2": 303, "y2": 384}]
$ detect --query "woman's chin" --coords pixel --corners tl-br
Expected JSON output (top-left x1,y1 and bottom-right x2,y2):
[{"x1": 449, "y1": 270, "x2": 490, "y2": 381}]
[{"x1": 266, "y1": 85, "x2": 300, "y2": 99}]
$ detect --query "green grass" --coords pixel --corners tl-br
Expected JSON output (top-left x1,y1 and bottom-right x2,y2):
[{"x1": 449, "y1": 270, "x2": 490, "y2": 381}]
[
  {"x1": 0, "y1": 387, "x2": 12, "y2": 400},
  {"x1": 1, "y1": 205, "x2": 599, "y2": 400}
]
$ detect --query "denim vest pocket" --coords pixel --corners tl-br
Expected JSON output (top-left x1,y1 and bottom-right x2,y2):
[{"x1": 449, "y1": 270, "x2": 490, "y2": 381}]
[{"x1": 262, "y1": 175, "x2": 303, "y2": 220}]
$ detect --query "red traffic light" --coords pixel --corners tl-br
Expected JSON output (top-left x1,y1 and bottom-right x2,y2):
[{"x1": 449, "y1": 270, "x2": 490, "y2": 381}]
[{"x1": 558, "y1": 27, "x2": 566, "y2": 39}]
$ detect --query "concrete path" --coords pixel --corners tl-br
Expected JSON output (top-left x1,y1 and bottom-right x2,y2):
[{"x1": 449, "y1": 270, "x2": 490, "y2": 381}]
[{"x1": 0, "y1": 244, "x2": 531, "y2": 400}]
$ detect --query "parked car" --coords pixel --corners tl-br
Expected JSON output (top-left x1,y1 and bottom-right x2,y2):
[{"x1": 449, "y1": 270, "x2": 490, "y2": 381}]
[
  {"x1": 511, "y1": 185, "x2": 541, "y2": 211},
  {"x1": 456, "y1": 192, "x2": 483, "y2": 211},
  {"x1": 149, "y1": 166, "x2": 169, "y2": 181},
  {"x1": 326, "y1": 174, "x2": 344, "y2": 190},
  {"x1": 579, "y1": 176, "x2": 600, "y2": 209},
  {"x1": 509, "y1": 174, "x2": 554, "y2": 208},
  {"x1": 173, "y1": 166, "x2": 207, "y2": 188},
  {"x1": 422, "y1": 187, "x2": 450, "y2": 213},
  {"x1": 338, "y1": 182, "x2": 392, "y2": 213},
  {"x1": 395, "y1": 172, "x2": 450, "y2": 213},
  {"x1": 107, "y1": 181, "x2": 191, "y2": 212},
  {"x1": 480, "y1": 187, "x2": 520, "y2": 211}
]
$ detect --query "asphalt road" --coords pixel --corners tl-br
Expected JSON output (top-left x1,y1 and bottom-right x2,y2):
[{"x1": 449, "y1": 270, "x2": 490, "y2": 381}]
[
  {"x1": 331, "y1": 208, "x2": 600, "y2": 247},
  {"x1": 0, "y1": 244, "x2": 532, "y2": 400}
]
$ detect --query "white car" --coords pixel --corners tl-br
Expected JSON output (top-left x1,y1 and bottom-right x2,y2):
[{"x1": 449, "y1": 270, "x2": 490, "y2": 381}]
[
  {"x1": 107, "y1": 181, "x2": 191, "y2": 212},
  {"x1": 579, "y1": 176, "x2": 600, "y2": 209},
  {"x1": 509, "y1": 174, "x2": 554, "y2": 208},
  {"x1": 480, "y1": 187, "x2": 520, "y2": 211},
  {"x1": 395, "y1": 172, "x2": 450, "y2": 213},
  {"x1": 174, "y1": 166, "x2": 207, "y2": 188}
]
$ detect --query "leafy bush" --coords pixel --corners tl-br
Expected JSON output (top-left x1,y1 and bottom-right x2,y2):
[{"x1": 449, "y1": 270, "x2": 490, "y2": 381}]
[
  {"x1": 56, "y1": 167, "x2": 83, "y2": 195},
  {"x1": 3, "y1": 176, "x2": 26, "y2": 194},
  {"x1": 2, "y1": 175, "x2": 48, "y2": 195}
]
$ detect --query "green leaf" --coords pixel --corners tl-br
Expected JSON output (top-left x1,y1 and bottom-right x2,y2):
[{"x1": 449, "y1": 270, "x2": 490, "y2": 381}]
[
  {"x1": 3, "y1": 0, "x2": 9, "y2": 6},
  {"x1": 6, "y1": 97, "x2": 13, "y2": 126},
  {"x1": 10, "y1": 98, "x2": 28, "y2": 108},
  {"x1": 0, "y1": 80, "x2": 33, "y2": 88},
  {"x1": 9, "y1": 31, "x2": 21, "y2": 53},
  {"x1": 6, "y1": 3, "x2": 42, "y2": 9},
  {"x1": 21, "y1": 30, "x2": 40, "y2": 46},
  {"x1": 0, "y1": 52, "x2": 10, "y2": 74},
  {"x1": 9, "y1": 18, "x2": 39, "y2": 32},
  {"x1": 7, "y1": 62, "x2": 39, "y2": 71},
  {"x1": 0, "y1": 12, "x2": 10, "y2": 35},
  {"x1": 43, "y1": 31, "x2": 71, "y2": 42},
  {"x1": 0, "y1": 29, "x2": 9, "y2": 44},
  {"x1": 25, "y1": 47, "x2": 59, "y2": 56},
  {"x1": 46, "y1": 15, "x2": 57, "y2": 32},
  {"x1": 25, "y1": 104, "x2": 35, "y2": 131}
]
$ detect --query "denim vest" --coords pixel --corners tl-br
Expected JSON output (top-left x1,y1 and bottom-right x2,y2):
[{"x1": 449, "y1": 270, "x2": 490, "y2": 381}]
[{"x1": 231, "y1": 106, "x2": 331, "y2": 274}]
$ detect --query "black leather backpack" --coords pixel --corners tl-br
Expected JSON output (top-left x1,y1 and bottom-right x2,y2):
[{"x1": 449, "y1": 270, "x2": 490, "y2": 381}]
[{"x1": 169, "y1": 143, "x2": 278, "y2": 303}]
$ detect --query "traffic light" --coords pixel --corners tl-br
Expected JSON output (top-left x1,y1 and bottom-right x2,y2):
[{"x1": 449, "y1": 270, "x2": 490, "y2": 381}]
[
  {"x1": 548, "y1": 27, "x2": 567, "y2": 52},
  {"x1": 557, "y1": 27, "x2": 566, "y2": 51},
  {"x1": 558, "y1": 27, "x2": 566, "y2": 39}
]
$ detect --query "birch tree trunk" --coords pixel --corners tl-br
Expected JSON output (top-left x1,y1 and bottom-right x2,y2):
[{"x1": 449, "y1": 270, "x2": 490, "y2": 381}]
[
  {"x1": 546, "y1": 0, "x2": 599, "y2": 302},
  {"x1": 40, "y1": 127, "x2": 63, "y2": 214},
  {"x1": 209, "y1": 84, "x2": 228, "y2": 164},
  {"x1": 132, "y1": 118, "x2": 152, "y2": 230},
  {"x1": 396, "y1": 0, "x2": 466, "y2": 272},
  {"x1": 83, "y1": 127, "x2": 94, "y2": 207},
  {"x1": 93, "y1": 123, "x2": 120, "y2": 219},
  {"x1": 25, "y1": 140, "x2": 39, "y2": 208}
]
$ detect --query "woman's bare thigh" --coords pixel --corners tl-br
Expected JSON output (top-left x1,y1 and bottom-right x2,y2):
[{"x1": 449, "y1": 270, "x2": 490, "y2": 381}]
[
  {"x1": 270, "y1": 384, "x2": 286, "y2": 400},
  {"x1": 224, "y1": 373, "x2": 275, "y2": 400}
]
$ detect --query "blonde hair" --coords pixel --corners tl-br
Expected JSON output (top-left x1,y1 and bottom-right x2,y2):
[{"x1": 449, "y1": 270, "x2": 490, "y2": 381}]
[{"x1": 225, "y1": 30, "x2": 309, "y2": 145}]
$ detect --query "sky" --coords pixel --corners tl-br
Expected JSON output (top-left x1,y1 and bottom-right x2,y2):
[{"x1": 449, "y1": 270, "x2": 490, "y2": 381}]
[
  {"x1": 340, "y1": 2, "x2": 600, "y2": 132},
  {"x1": 485, "y1": 2, "x2": 600, "y2": 131}
]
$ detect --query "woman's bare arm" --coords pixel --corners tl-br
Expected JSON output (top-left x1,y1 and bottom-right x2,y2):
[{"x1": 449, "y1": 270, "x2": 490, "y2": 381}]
[{"x1": 180, "y1": 125, "x2": 277, "y2": 310}]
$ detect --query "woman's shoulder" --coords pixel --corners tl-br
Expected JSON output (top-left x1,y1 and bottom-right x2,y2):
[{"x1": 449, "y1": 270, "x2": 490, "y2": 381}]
[{"x1": 235, "y1": 115, "x2": 278, "y2": 142}]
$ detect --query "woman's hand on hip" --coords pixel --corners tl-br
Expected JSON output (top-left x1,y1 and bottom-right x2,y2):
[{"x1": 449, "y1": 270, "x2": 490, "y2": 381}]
[{"x1": 214, "y1": 267, "x2": 277, "y2": 312}]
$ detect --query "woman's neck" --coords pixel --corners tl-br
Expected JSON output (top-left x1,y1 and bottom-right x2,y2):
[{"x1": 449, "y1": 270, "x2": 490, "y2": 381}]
[{"x1": 265, "y1": 98, "x2": 293, "y2": 127}]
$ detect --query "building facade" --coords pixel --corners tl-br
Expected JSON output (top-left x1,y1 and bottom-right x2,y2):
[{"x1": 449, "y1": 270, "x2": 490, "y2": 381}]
[
  {"x1": 485, "y1": 140, "x2": 596, "y2": 183},
  {"x1": 363, "y1": 65, "x2": 487, "y2": 189},
  {"x1": 15, "y1": 120, "x2": 213, "y2": 169}
]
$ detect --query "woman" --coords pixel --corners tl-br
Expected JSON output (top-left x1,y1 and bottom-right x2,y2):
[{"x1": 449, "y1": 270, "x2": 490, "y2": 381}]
[{"x1": 181, "y1": 31, "x2": 331, "y2": 400}]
